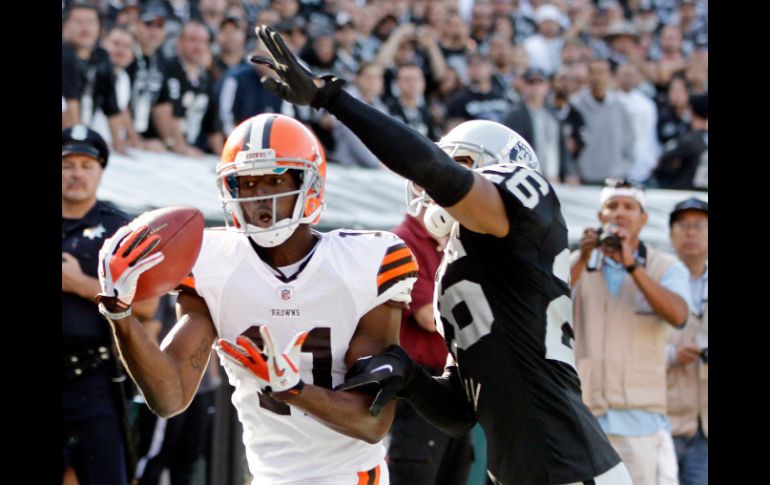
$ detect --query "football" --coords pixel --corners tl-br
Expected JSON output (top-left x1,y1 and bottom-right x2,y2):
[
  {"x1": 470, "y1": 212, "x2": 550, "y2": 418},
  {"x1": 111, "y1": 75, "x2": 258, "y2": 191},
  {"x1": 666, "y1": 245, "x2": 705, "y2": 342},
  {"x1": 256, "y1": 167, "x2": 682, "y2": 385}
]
[{"x1": 130, "y1": 206, "x2": 205, "y2": 301}]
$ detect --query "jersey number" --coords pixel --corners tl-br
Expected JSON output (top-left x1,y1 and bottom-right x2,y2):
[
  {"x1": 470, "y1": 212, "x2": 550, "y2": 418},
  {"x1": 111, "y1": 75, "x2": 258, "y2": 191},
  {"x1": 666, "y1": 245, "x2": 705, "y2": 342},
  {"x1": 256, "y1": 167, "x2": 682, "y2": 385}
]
[
  {"x1": 439, "y1": 242, "x2": 576, "y2": 369},
  {"x1": 240, "y1": 326, "x2": 332, "y2": 415}
]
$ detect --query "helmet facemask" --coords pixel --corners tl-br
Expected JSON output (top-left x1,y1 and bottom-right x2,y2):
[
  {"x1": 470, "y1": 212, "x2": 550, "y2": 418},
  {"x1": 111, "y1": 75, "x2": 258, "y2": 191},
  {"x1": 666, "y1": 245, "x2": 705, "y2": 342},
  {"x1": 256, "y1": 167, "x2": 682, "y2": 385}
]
[{"x1": 217, "y1": 153, "x2": 323, "y2": 248}]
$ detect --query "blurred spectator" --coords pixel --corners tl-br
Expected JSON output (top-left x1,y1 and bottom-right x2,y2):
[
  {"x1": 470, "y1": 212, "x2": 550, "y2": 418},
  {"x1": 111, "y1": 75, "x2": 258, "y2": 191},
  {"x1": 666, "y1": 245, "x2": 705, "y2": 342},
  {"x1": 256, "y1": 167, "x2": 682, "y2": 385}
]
[
  {"x1": 585, "y1": 6, "x2": 611, "y2": 60},
  {"x1": 683, "y1": 61, "x2": 707, "y2": 95},
  {"x1": 438, "y1": 13, "x2": 473, "y2": 83},
  {"x1": 570, "y1": 179, "x2": 690, "y2": 485},
  {"x1": 386, "y1": 208, "x2": 474, "y2": 485},
  {"x1": 378, "y1": 23, "x2": 447, "y2": 101},
  {"x1": 105, "y1": 0, "x2": 141, "y2": 30},
  {"x1": 653, "y1": 93, "x2": 707, "y2": 191},
  {"x1": 330, "y1": 62, "x2": 389, "y2": 168},
  {"x1": 522, "y1": 4, "x2": 565, "y2": 75},
  {"x1": 570, "y1": 58, "x2": 634, "y2": 184},
  {"x1": 159, "y1": 0, "x2": 202, "y2": 60},
  {"x1": 210, "y1": 15, "x2": 248, "y2": 83},
  {"x1": 666, "y1": 197, "x2": 708, "y2": 485},
  {"x1": 91, "y1": 26, "x2": 145, "y2": 150},
  {"x1": 62, "y1": 2, "x2": 127, "y2": 153},
  {"x1": 488, "y1": 32, "x2": 521, "y2": 102},
  {"x1": 62, "y1": 125, "x2": 159, "y2": 485},
  {"x1": 647, "y1": 25, "x2": 687, "y2": 88},
  {"x1": 127, "y1": 2, "x2": 173, "y2": 152},
  {"x1": 615, "y1": 63, "x2": 660, "y2": 185},
  {"x1": 157, "y1": 20, "x2": 224, "y2": 155},
  {"x1": 445, "y1": 51, "x2": 511, "y2": 124},
  {"x1": 217, "y1": 44, "x2": 286, "y2": 135},
  {"x1": 387, "y1": 63, "x2": 439, "y2": 140},
  {"x1": 548, "y1": 66, "x2": 586, "y2": 163},
  {"x1": 503, "y1": 68, "x2": 576, "y2": 184},
  {"x1": 334, "y1": 13, "x2": 364, "y2": 81},
  {"x1": 199, "y1": 0, "x2": 227, "y2": 37},
  {"x1": 603, "y1": 21, "x2": 642, "y2": 71},
  {"x1": 656, "y1": 74, "x2": 691, "y2": 148},
  {"x1": 428, "y1": 67, "x2": 465, "y2": 132},
  {"x1": 132, "y1": 294, "x2": 220, "y2": 485},
  {"x1": 271, "y1": 0, "x2": 300, "y2": 21},
  {"x1": 62, "y1": 39, "x2": 83, "y2": 128},
  {"x1": 469, "y1": 1, "x2": 495, "y2": 52},
  {"x1": 672, "y1": 0, "x2": 707, "y2": 55},
  {"x1": 561, "y1": 38, "x2": 592, "y2": 66},
  {"x1": 274, "y1": 15, "x2": 308, "y2": 54},
  {"x1": 569, "y1": 60, "x2": 590, "y2": 92}
]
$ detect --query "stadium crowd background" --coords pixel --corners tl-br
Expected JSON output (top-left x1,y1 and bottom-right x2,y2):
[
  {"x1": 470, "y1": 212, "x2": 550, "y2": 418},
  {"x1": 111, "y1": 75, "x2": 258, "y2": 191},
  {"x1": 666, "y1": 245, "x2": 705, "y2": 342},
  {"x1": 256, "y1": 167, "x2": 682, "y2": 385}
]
[{"x1": 62, "y1": 0, "x2": 708, "y2": 483}]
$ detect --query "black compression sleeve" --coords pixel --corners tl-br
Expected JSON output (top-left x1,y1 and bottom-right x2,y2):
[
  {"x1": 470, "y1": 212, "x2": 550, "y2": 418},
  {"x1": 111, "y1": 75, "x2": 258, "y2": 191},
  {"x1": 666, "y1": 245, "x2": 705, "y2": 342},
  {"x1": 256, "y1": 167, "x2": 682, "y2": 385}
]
[
  {"x1": 400, "y1": 364, "x2": 477, "y2": 437},
  {"x1": 325, "y1": 90, "x2": 474, "y2": 208}
]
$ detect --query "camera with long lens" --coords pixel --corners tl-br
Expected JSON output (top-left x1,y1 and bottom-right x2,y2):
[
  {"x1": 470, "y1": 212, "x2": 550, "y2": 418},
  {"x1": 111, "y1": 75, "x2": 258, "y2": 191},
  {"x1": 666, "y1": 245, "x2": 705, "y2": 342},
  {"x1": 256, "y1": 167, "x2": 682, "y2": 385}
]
[{"x1": 597, "y1": 224, "x2": 622, "y2": 251}]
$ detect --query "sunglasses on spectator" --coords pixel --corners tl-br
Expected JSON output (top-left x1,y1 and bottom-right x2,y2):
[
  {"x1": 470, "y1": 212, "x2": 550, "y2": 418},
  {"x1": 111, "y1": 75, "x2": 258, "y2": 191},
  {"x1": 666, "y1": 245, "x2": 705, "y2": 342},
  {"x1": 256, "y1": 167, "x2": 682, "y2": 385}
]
[
  {"x1": 603, "y1": 178, "x2": 644, "y2": 190},
  {"x1": 144, "y1": 19, "x2": 166, "y2": 28},
  {"x1": 672, "y1": 220, "x2": 707, "y2": 232}
]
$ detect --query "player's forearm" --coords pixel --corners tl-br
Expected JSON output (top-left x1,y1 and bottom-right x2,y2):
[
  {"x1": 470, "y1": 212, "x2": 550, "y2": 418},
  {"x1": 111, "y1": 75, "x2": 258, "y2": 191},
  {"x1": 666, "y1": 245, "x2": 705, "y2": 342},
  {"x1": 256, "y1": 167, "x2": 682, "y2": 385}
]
[
  {"x1": 402, "y1": 365, "x2": 477, "y2": 437},
  {"x1": 630, "y1": 268, "x2": 689, "y2": 327},
  {"x1": 109, "y1": 315, "x2": 188, "y2": 417},
  {"x1": 278, "y1": 385, "x2": 394, "y2": 444},
  {"x1": 325, "y1": 90, "x2": 474, "y2": 207},
  {"x1": 68, "y1": 273, "x2": 103, "y2": 301}
]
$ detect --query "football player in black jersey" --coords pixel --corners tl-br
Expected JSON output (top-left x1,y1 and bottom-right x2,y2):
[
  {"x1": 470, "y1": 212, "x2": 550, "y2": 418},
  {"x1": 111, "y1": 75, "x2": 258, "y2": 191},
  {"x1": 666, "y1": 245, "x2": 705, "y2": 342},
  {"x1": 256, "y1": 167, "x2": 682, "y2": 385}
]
[{"x1": 250, "y1": 25, "x2": 631, "y2": 484}]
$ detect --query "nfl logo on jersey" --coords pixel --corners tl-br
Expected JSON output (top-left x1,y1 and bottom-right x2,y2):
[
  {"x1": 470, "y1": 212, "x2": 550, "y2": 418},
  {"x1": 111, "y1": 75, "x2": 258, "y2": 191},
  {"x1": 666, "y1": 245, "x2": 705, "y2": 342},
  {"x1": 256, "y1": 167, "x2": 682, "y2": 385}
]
[{"x1": 280, "y1": 287, "x2": 292, "y2": 301}]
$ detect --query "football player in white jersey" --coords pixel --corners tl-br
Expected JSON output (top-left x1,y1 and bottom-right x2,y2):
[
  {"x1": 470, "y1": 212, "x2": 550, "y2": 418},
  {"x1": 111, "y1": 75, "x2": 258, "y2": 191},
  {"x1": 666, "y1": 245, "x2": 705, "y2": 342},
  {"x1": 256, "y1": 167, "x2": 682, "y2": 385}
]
[{"x1": 95, "y1": 113, "x2": 418, "y2": 484}]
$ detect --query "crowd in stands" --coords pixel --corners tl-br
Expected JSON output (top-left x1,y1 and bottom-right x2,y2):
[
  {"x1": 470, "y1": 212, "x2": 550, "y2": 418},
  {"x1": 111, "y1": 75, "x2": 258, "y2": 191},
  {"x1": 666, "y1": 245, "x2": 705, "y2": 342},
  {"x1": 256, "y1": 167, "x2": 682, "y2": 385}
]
[{"x1": 63, "y1": 0, "x2": 707, "y2": 190}]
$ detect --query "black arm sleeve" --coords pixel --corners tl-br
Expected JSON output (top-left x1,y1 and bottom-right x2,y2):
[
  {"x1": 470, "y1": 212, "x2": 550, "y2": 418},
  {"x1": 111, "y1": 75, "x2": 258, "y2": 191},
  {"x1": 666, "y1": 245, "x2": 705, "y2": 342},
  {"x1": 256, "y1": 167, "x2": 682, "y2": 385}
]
[
  {"x1": 401, "y1": 363, "x2": 477, "y2": 437},
  {"x1": 325, "y1": 90, "x2": 474, "y2": 208}
]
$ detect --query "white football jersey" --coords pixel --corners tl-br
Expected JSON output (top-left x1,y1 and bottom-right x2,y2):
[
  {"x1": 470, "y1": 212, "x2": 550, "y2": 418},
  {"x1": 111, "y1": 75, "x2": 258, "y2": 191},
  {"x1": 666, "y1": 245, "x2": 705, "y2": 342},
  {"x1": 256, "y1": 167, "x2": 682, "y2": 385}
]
[{"x1": 190, "y1": 228, "x2": 417, "y2": 484}]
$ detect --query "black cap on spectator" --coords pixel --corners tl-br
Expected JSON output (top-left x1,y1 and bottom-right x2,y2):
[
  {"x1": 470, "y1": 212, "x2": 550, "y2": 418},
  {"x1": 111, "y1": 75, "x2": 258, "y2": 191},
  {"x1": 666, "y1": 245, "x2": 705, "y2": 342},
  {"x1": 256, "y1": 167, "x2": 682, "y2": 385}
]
[
  {"x1": 220, "y1": 15, "x2": 244, "y2": 29},
  {"x1": 275, "y1": 16, "x2": 306, "y2": 34},
  {"x1": 140, "y1": 1, "x2": 167, "y2": 23},
  {"x1": 523, "y1": 67, "x2": 548, "y2": 82},
  {"x1": 689, "y1": 93, "x2": 708, "y2": 119},
  {"x1": 62, "y1": 125, "x2": 110, "y2": 168},
  {"x1": 669, "y1": 197, "x2": 708, "y2": 227}
]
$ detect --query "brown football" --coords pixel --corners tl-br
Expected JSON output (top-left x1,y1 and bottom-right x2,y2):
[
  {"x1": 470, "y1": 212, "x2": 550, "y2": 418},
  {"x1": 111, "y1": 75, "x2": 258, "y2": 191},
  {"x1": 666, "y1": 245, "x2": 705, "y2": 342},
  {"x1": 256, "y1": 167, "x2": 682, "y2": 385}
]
[{"x1": 131, "y1": 206, "x2": 205, "y2": 301}]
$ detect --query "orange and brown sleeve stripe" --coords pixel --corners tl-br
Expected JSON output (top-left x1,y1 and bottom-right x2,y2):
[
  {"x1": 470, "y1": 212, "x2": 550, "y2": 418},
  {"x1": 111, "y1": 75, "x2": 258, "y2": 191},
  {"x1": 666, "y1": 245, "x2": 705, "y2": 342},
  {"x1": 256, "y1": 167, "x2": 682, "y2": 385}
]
[
  {"x1": 175, "y1": 273, "x2": 197, "y2": 292},
  {"x1": 356, "y1": 464, "x2": 381, "y2": 485},
  {"x1": 377, "y1": 243, "x2": 418, "y2": 295}
]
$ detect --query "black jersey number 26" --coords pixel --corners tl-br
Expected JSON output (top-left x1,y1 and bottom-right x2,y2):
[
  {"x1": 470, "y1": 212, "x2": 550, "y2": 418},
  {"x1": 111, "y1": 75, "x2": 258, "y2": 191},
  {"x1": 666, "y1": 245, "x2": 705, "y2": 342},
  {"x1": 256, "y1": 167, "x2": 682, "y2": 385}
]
[
  {"x1": 439, "y1": 165, "x2": 577, "y2": 369},
  {"x1": 239, "y1": 326, "x2": 332, "y2": 416}
]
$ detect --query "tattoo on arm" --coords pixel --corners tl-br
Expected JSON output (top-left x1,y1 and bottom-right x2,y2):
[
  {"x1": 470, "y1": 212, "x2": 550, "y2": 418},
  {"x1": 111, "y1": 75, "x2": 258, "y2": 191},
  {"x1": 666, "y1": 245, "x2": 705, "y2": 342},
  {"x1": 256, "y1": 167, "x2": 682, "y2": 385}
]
[{"x1": 190, "y1": 337, "x2": 211, "y2": 371}]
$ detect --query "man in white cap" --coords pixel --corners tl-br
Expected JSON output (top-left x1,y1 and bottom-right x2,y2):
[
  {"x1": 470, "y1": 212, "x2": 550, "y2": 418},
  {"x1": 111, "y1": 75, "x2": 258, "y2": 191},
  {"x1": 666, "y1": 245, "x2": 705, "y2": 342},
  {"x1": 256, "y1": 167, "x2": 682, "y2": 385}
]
[
  {"x1": 570, "y1": 178, "x2": 692, "y2": 485},
  {"x1": 522, "y1": 3, "x2": 565, "y2": 75}
]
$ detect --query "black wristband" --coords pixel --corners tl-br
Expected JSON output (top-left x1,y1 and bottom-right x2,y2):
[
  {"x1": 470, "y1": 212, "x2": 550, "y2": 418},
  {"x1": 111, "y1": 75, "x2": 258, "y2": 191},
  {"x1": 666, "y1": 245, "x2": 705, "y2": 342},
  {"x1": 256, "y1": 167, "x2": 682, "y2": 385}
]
[
  {"x1": 625, "y1": 261, "x2": 639, "y2": 273},
  {"x1": 311, "y1": 76, "x2": 346, "y2": 110}
]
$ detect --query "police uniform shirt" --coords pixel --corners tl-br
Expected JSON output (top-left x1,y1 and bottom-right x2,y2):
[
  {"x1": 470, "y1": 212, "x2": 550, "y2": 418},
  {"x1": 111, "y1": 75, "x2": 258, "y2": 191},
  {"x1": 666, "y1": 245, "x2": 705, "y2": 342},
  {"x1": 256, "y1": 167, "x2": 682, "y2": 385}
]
[
  {"x1": 62, "y1": 200, "x2": 130, "y2": 349},
  {"x1": 436, "y1": 164, "x2": 621, "y2": 483}
]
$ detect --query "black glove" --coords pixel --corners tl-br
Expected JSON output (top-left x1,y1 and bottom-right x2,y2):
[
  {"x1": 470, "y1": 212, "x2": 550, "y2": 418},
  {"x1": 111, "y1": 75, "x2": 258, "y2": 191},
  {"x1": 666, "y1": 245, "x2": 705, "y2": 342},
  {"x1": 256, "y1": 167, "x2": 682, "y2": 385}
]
[
  {"x1": 335, "y1": 345, "x2": 416, "y2": 417},
  {"x1": 250, "y1": 25, "x2": 346, "y2": 109}
]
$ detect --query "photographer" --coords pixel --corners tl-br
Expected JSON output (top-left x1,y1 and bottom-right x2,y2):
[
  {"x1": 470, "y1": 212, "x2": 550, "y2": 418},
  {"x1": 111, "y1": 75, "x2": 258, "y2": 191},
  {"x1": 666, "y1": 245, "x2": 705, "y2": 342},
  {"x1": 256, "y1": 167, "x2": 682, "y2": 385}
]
[
  {"x1": 665, "y1": 198, "x2": 708, "y2": 485},
  {"x1": 570, "y1": 179, "x2": 691, "y2": 485}
]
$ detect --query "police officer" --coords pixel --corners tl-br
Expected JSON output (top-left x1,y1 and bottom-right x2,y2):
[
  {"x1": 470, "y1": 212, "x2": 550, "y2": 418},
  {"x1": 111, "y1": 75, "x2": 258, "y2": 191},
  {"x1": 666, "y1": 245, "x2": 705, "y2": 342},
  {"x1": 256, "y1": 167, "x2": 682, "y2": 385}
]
[{"x1": 62, "y1": 125, "x2": 157, "y2": 485}]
